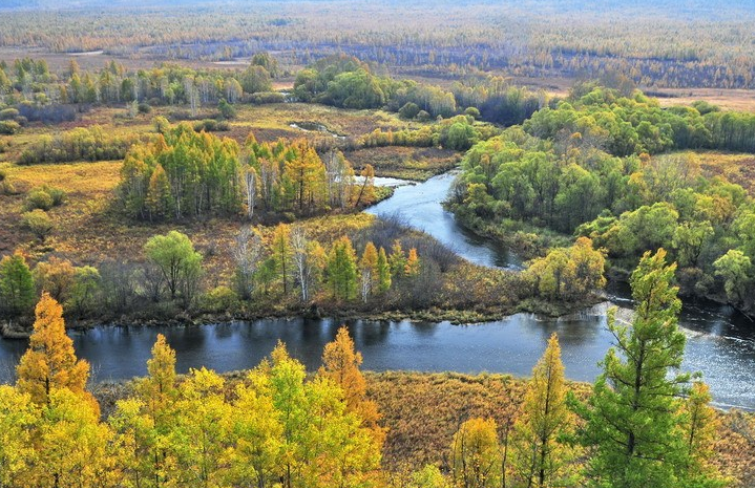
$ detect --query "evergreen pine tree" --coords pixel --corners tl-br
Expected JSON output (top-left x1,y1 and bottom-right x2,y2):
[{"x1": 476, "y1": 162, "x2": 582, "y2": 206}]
[
  {"x1": 326, "y1": 236, "x2": 358, "y2": 301},
  {"x1": 572, "y1": 249, "x2": 689, "y2": 488}
]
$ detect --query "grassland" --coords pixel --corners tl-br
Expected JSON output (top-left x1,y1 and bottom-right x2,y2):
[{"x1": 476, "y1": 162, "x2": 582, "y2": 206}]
[
  {"x1": 0, "y1": 104, "x2": 391, "y2": 263},
  {"x1": 0, "y1": 156, "x2": 381, "y2": 284},
  {"x1": 368, "y1": 372, "x2": 755, "y2": 486},
  {"x1": 693, "y1": 151, "x2": 755, "y2": 194},
  {"x1": 0, "y1": 102, "x2": 420, "y2": 162}
]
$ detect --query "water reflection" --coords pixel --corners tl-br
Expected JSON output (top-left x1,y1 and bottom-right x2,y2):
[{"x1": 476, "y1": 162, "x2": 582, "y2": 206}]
[{"x1": 1, "y1": 291, "x2": 755, "y2": 409}]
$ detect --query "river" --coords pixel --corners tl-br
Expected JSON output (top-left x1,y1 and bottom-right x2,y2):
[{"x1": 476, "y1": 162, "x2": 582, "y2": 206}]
[{"x1": 1, "y1": 172, "x2": 754, "y2": 410}]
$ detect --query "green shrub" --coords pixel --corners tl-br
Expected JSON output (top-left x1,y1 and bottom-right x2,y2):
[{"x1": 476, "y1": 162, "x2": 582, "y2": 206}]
[
  {"x1": 399, "y1": 102, "x2": 421, "y2": 120},
  {"x1": 22, "y1": 209, "x2": 54, "y2": 242},
  {"x1": 43, "y1": 185, "x2": 66, "y2": 206},
  {"x1": 0, "y1": 108, "x2": 19, "y2": 121},
  {"x1": 464, "y1": 107, "x2": 481, "y2": 120},
  {"x1": 0, "y1": 120, "x2": 20, "y2": 135},
  {"x1": 416, "y1": 110, "x2": 432, "y2": 122},
  {"x1": 194, "y1": 119, "x2": 230, "y2": 132},
  {"x1": 24, "y1": 185, "x2": 66, "y2": 210},
  {"x1": 218, "y1": 99, "x2": 236, "y2": 120},
  {"x1": 24, "y1": 189, "x2": 54, "y2": 211},
  {"x1": 153, "y1": 116, "x2": 171, "y2": 134},
  {"x1": 201, "y1": 285, "x2": 238, "y2": 313},
  {"x1": 0, "y1": 168, "x2": 14, "y2": 195}
]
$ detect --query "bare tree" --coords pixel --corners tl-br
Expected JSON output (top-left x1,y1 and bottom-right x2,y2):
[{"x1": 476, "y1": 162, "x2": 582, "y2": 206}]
[
  {"x1": 290, "y1": 225, "x2": 311, "y2": 302},
  {"x1": 231, "y1": 227, "x2": 263, "y2": 300},
  {"x1": 244, "y1": 166, "x2": 258, "y2": 219}
]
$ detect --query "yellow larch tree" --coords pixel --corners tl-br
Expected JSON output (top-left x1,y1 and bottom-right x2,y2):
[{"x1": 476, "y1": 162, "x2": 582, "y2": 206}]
[
  {"x1": 678, "y1": 381, "x2": 729, "y2": 488},
  {"x1": 510, "y1": 333, "x2": 577, "y2": 488},
  {"x1": 318, "y1": 326, "x2": 386, "y2": 445},
  {"x1": 16, "y1": 293, "x2": 97, "y2": 413},
  {"x1": 172, "y1": 368, "x2": 233, "y2": 488},
  {"x1": 451, "y1": 417, "x2": 501, "y2": 488},
  {"x1": 114, "y1": 333, "x2": 181, "y2": 488},
  {"x1": 353, "y1": 164, "x2": 376, "y2": 207},
  {"x1": 36, "y1": 388, "x2": 116, "y2": 488},
  {"x1": 359, "y1": 242, "x2": 379, "y2": 301},
  {"x1": 405, "y1": 248, "x2": 420, "y2": 277},
  {"x1": 0, "y1": 385, "x2": 38, "y2": 488},
  {"x1": 137, "y1": 333, "x2": 178, "y2": 414},
  {"x1": 225, "y1": 365, "x2": 283, "y2": 488}
]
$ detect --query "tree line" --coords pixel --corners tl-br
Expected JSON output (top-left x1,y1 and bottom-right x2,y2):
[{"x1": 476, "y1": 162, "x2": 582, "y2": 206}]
[
  {"x1": 1, "y1": 211, "x2": 594, "y2": 325},
  {"x1": 2, "y1": 0, "x2": 755, "y2": 89},
  {"x1": 0, "y1": 295, "x2": 384, "y2": 488},
  {"x1": 0, "y1": 53, "x2": 545, "y2": 135},
  {"x1": 525, "y1": 84, "x2": 755, "y2": 155},
  {"x1": 0, "y1": 56, "x2": 278, "y2": 109},
  {"x1": 0, "y1": 220, "x2": 462, "y2": 322},
  {"x1": 293, "y1": 55, "x2": 544, "y2": 127},
  {"x1": 118, "y1": 124, "x2": 376, "y2": 222}
]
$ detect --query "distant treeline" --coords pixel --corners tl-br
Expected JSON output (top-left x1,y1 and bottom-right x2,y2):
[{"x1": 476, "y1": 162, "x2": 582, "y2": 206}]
[
  {"x1": 0, "y1": 54, "x2": 544, "y2": 129},
  {"x1": 0, "y1": 55, "x2": 278, "y2": 108},
  {"x1": 1, "y1": 0, "x2": 755, "y2": 88}
]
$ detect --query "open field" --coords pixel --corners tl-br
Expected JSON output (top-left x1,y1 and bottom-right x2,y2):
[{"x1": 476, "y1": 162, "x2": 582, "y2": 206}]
[
  {"x1": 694, "y1": 151, "x2": 755, "y2": 194},
  {"x1": 347, "y1": 147, "x2": 461, "y2": 181},
  {"x1": 654, "y1": 88, "x2": 755, "y2": 113},
  {"x1": 0, "y1": 103, "x2": 422, "y2": 163},
  {"x1": 366, "y1": 372, "x2": 755, "y2": 486},
  {"x1": 0, "y1": 159, "x2": 381, "y2": 278}
]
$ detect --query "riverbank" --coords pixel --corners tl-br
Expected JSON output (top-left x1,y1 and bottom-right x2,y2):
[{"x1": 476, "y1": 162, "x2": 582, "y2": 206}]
[{"x1": 1, "y1": 291, "x2": 603, "y2": 339}]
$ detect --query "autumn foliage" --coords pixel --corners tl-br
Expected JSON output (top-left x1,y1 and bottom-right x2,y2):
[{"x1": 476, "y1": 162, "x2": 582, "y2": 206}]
[
  {"x1": 2, "y1": 306, "x2": 385, "y2": 488},
  {"x1": 16, "y1": 293, "x2": 96, "y2": 412}
]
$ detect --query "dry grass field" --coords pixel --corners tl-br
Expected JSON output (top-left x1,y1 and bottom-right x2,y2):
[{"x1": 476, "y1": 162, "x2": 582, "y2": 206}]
[{"x1": 366, "y1": 372, "x2": 755, "y2": 486}]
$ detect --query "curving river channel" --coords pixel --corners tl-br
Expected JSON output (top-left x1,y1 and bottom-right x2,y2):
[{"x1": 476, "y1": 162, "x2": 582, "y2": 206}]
[{"x1": 2, "y1": 172, "x2": 755, "y2": 410}]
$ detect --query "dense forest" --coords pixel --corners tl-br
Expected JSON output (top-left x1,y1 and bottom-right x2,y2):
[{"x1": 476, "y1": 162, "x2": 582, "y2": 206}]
[
  {"x1": 450, "y1": 83, "x2": 755, "y2": 314},
  {"x1": 0, "y1": 3, "x2": 755, "y2": 485}
]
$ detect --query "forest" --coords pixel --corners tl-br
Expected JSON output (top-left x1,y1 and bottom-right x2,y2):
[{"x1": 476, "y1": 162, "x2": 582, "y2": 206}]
[
  {"x1": 0, "y1": 54, "x2": 582, "y2": 327},
  {"x1": 2, "y1": 0, "x2": 755, "y2": 90},
  {"x1": 0, "y1": 252, "x2": 742, "y2": 487},
  {"x1": 450, "y1": 83, "x2": 755, "y2": 314},
  {"x1": 1, "y1": 2, "x2": 755, "y2": 486}
]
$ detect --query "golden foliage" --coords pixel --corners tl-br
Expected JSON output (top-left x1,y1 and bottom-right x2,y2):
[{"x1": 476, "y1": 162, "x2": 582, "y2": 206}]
[
  {"x1": 319, "y1": 326, "x2": 386, "y2": 445},
  {"x1": 16, "y1": 293, "x2": 97, "y2": 413}
]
